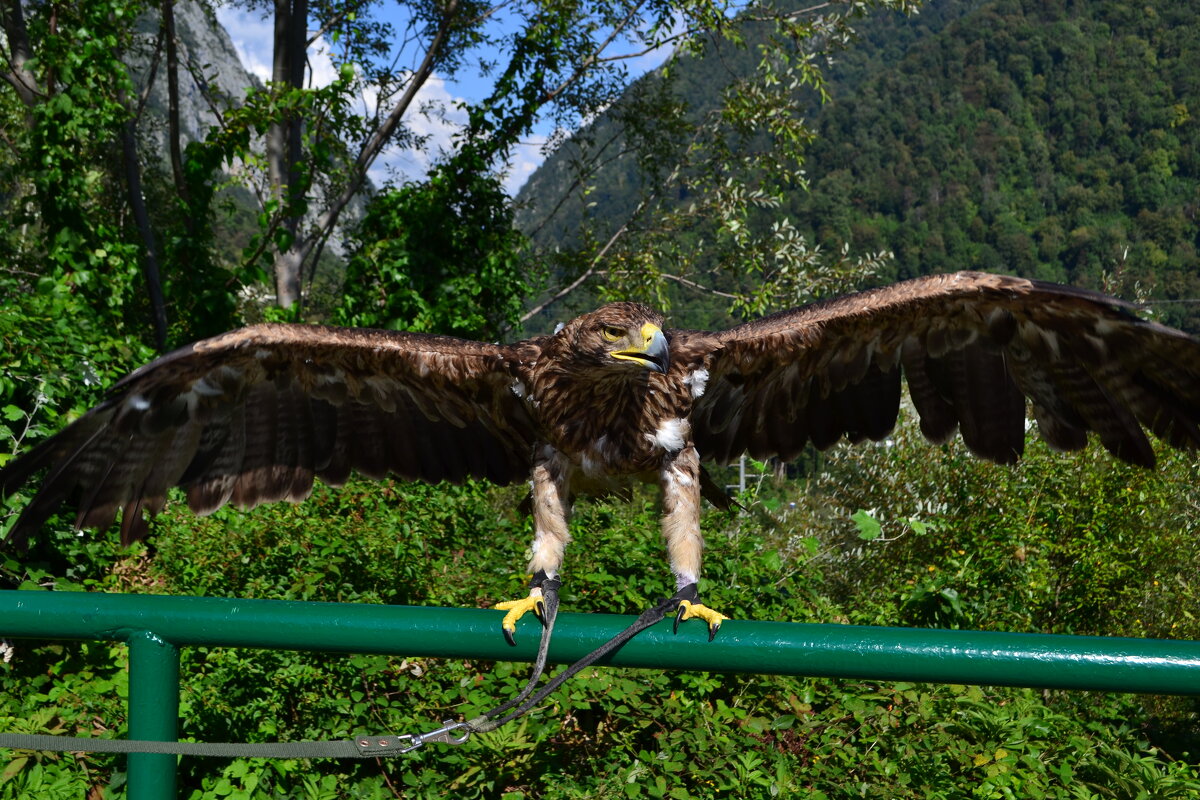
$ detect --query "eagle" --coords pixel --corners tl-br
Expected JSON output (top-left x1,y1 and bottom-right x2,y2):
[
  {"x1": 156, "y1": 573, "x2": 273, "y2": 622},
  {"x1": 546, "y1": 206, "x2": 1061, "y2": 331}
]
[{"x1": 4, "y1": 271, "x2": 1200, "y2": 641}]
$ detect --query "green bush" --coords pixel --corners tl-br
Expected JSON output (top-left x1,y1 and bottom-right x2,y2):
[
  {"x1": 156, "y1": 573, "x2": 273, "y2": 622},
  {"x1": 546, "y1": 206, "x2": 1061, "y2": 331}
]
[{"x1": 3, "y1": 409, "x2": 1200, "y2": 797}]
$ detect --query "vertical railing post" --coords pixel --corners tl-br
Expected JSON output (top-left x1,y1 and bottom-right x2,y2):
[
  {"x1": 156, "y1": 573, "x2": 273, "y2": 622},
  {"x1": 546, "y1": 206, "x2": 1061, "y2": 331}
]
[{"x1": 127, "y1": 631, "x2": 179, "y2": 800}]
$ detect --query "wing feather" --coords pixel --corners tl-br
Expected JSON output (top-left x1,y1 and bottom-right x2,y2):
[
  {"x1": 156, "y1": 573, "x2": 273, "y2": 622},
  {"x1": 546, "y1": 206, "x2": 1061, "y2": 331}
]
[
  {"x1": 692, "y1": 271, "x2": 1200, "y2": 468},
  {"x1": 2, "y1": 323, "x2": 538, "y2": 547}
]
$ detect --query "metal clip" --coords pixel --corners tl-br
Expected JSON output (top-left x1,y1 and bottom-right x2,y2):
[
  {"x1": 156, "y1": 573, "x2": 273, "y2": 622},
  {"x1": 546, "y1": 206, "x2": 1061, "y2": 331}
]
[{"x1": 395, "y1": 720, "x2": 472, "y2": 753}]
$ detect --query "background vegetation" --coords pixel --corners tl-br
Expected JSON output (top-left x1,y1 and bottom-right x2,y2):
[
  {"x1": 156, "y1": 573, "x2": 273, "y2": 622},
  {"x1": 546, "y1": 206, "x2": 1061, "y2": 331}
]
[
  {"x1": 520, "y1": 0, "x2": 1200, "y2": 331},
  {"x1": 2, "y1": 0, "x2": 1200, "y2": 797}
]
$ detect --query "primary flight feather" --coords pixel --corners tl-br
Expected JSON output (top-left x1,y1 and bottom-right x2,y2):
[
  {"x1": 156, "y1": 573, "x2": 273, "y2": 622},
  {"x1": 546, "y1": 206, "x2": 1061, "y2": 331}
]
[{"x1": 4, "y1": 271, "x2": 1200, "y2": 638}]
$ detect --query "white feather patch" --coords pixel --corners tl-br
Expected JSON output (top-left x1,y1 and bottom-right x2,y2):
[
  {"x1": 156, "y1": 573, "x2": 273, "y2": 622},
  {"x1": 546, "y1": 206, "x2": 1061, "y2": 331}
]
[
  {"x1": 511, "y1": 379, "x2": 527, "y2": 398},
  {"x1": 685, "y1": 368, "x2": 709, "y2": 398},
  {"x1": 648, "y1": 418, "x2": 688, "y2": 452},
  {"x1": 582, "y1": 435, "x2": 615, "y2": 477}
]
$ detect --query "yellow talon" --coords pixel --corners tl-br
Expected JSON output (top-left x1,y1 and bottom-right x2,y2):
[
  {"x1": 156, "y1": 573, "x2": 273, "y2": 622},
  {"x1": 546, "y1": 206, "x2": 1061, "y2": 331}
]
[
  {"x1": 494, "y1": 590, "x2": 544, "y2": 645},
  {"x1": 675, "y1": 600, "x2": 730, "y2": 641}
]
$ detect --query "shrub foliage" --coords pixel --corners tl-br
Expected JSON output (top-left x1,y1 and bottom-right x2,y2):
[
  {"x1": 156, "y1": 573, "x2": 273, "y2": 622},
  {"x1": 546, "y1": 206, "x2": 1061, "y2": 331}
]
[{"x1": 3, "y1": 411, "x2": 1200, "y2": 797}]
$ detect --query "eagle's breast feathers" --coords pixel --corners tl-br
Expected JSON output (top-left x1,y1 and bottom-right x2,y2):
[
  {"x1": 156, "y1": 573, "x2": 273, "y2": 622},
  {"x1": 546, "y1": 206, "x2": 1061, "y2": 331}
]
[{"x1": 517, "y1": 303, "x2": 718, "y2": 487}]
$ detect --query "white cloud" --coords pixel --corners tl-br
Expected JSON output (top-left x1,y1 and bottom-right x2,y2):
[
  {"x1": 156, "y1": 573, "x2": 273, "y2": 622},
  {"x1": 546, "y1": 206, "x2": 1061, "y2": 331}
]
[
  {"x1": 306, "y1": 34, "x2": 341, "y2": 88},
  {"x1": 503, "y1": 137, "x2": 550, "y2": 196},
  {"x1": 211, "y1": 7, "x2": 570, "y2": 194},
  {"x1": 364, "y1": 73, "x2": 470, "y2": 187},
  {"x1": 215, "y1": 7, "x2": 273, "y2": 83}
]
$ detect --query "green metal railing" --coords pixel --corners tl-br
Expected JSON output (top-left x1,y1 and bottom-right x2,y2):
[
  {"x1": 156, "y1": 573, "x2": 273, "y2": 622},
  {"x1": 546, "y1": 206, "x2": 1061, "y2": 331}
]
[{"x1": 3, "y1": 589, "x2": 1200, "y2": 799}]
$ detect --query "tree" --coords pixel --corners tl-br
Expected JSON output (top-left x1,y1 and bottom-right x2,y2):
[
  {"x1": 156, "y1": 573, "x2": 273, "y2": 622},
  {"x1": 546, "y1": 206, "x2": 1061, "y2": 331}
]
[
  {"x1": 201, "y1": 0, "x2": 915, "y2": 318},
  {"x1": 0, "y1": 0, "x2": 153, "y2": 328},
  {"x1": 210, "y1": 0, "x2": 702, "y2": 311},
  {"x1": 512, "y1": 1, "x2": 915, "y2": 329},
  {"x1": 336, "y1": 154, "x2": 527, "y2": 340}
]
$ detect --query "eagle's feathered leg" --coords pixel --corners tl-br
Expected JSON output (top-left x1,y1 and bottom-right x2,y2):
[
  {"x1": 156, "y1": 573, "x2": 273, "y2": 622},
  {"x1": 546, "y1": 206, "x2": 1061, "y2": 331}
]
[
  {"x1": 495, "y1": 446, "x2": 572, "y2": 643},
  {"x1": 661, "y1": 445, "x2": 729, "y2": 641}
]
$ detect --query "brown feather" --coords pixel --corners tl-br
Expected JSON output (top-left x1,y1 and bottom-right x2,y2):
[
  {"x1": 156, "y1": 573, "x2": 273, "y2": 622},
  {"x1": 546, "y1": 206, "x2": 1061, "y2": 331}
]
[
  {"x1": 6, "y1": 271, "x2": 1200, "y2": 564},
  {"x1": 699, "y1": 271, "x2": 1200, "y2": 469}
]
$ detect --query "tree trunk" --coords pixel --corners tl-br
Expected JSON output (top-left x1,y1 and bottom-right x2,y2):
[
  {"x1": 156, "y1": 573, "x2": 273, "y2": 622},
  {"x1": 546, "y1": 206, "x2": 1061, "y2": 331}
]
[
  {"x1": 268, "y1": 0, "x2": 458, "y2": 309},
  {"x1": 161, "y1": 0, "x2": 189, "y2": 206},
  {"x1": 267, "y1": 0, "x2": 307, "y2": 309},
  {"x1": 0, "y1": 0, "x2": 41, "y2": 110},
  {"x1": 120, "y1": 113, "x2": 168, "y2": 352}
]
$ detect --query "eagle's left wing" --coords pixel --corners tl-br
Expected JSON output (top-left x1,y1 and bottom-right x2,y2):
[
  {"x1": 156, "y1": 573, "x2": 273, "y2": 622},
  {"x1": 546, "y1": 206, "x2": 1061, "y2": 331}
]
[
  {"x1": 1, "y1": 323, "x2": 541, "y2": 547},
  {"x1": 690, "y1": 271, "x2": 1200, "y2": 467}
]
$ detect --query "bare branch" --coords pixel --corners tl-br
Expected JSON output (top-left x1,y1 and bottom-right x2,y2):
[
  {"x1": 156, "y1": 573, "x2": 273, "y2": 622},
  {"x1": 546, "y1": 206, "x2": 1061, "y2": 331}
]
[
  {"x1": 298, "y1": 0, "x2": 460, "y2": 287},
  {"x1": 162, "y1": 0, "x2": 189, "y2": 205},
  {"x1": 594, "y1": 25, "x2": 706, "y2": 64},
  {"x1": 518, "y1": 115, "x2": 705, "y2": 323},
  {"x1": 306, "y1": 1, "x2": 366, "y2": 47},
  {"x1": 519, "y1": 168, "x2": 666, "y2": 324},
  {"x1": 464, "y1": 0, "x2": 512, "y2": 29},
  {"x1": 784, "y1": 2, "x2": 832, "y2": 20},
  {"x1": 660, "y1": 271, "x2": 738, "y2": 299},
  {"x1": 738, "y1": 2, "x2": 833, "y2": 22},
  {"x1": 135, "y1": 20, "x2": 165, "y2": 119},
  {"x1": 524, "y1": 127, "x2": 628, "y2": 240},
  {"x1": 543, "y1": 1, "x2": 647, "y2": 105},
  {"x1": 117, "y1": 88, "x2": 168, "y2": 351}
]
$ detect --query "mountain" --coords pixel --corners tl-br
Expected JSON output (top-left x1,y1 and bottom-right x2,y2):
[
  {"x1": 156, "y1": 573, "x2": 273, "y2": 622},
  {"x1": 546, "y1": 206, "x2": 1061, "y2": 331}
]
[
  {"x1": 127, "y1": 0, "x2": 261, "y2": 160},
  {"x1": 513, "y1": 1, "x2": 985, "y2": 249},
  {"x1": 790, "y1": 0, "x2": 1200, "y2": 331},
  {"x1": 516, "y1": 0, "x2": 1200, "y2": 332}
]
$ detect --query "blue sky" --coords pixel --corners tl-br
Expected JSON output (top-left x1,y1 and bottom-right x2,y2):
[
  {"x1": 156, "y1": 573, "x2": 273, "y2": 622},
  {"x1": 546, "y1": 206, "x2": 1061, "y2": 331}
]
[{"x1": 214, "y1": 3, "x2": 676, "y2": 195}]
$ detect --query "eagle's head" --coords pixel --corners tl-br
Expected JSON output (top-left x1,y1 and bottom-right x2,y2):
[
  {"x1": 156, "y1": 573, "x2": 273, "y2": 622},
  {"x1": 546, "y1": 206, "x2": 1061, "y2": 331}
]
[{"x1": 554, "y1": 302, "x2": 670, "y2": 375}]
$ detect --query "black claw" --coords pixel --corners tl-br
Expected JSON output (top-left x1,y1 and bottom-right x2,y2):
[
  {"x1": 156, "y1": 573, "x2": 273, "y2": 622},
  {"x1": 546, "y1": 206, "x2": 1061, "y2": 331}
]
[
  {"x1": 503, "y1": 627, "x2": 517, "y2": 647},
  {"x1": 668, "y1": 583, "x2": 700, "y2": 635},
  {"x1": 534, "y1": 599, "x2": 546, "y2": 625},
  {"x1": 707, "y1": 622, "x2": 720, "y2": 643}
]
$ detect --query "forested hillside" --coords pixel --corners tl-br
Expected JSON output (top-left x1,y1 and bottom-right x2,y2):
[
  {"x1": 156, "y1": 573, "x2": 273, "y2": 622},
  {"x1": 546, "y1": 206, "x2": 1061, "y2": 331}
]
[
  {"x1": 519, "y1": 0, "x2": 1200, "y2": 330},
  {"x1": 794, "y1": 0, "x2": 1200, "y2": 330},
  {"x1": 514, "y1": 0, "x2": 984, "y2": 250}
]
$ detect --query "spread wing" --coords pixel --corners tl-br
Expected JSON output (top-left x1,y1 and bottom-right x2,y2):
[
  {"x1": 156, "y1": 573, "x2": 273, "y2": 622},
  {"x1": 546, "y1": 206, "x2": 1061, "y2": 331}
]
[
  {"x1": 1, "y1": 324, "x2": 539, "y2": 547},
  {"x1": 690, "y1": 271, "x2": 1200, "y2": 467}
]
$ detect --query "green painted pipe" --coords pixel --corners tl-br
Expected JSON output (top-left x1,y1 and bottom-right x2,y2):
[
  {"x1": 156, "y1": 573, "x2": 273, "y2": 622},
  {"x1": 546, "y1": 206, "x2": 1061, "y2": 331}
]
[
  {"x1": 3, "y1": 590, "x2": 1199, "y2": 694},
  {"x1": 126, "y1": 631, "x2": 178, "y2": 800}
]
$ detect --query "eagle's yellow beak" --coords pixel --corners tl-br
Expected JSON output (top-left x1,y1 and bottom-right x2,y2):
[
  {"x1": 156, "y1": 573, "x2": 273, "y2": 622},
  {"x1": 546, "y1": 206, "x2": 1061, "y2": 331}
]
[{"x1": 612, "y1": 323, "x2": 669, "y2": 374}]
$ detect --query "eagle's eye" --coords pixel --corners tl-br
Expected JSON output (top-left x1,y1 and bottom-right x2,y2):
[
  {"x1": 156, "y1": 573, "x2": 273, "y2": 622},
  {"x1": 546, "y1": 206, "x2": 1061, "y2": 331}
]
[{"x1": 601, "y1": 325, "x2": 625, "y2": 342}]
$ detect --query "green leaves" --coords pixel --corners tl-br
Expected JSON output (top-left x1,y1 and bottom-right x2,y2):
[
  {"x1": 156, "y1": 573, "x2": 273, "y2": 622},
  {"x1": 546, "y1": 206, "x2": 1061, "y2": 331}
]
[
  {"x1": 852, "y1": 509, "x2": 883, "y2": 541},
  {"x1": 336, "y1": 163, "x2": 530, "y2": 340},
  {"x1": 4, "y1": 451, "x2": 1200, "y2": 797}
]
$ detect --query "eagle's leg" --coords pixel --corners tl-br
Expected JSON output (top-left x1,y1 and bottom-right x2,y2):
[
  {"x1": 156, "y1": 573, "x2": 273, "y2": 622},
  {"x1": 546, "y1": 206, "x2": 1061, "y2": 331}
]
[
  {"x1": 661, "y1": 446, "x2": 730, "y2": 641},
  {"x1": 494, "y1": 447, "x2": 572, "y2": 644}
]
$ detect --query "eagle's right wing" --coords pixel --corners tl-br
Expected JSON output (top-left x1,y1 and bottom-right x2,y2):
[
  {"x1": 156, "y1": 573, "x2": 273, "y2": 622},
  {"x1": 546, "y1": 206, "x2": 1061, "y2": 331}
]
[{"x1": 1, "y1": 323, "x2": 541, "y2": 546}]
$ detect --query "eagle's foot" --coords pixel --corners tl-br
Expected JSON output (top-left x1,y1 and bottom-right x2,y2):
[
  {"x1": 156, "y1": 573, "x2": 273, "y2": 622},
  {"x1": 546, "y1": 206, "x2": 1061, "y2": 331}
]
[
  {"x1": 493, "y1": 573, "x2": 560, "y2": 646},
  {"x1": 670, "y1": 583, "x2": 730, "y2": 642}
]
